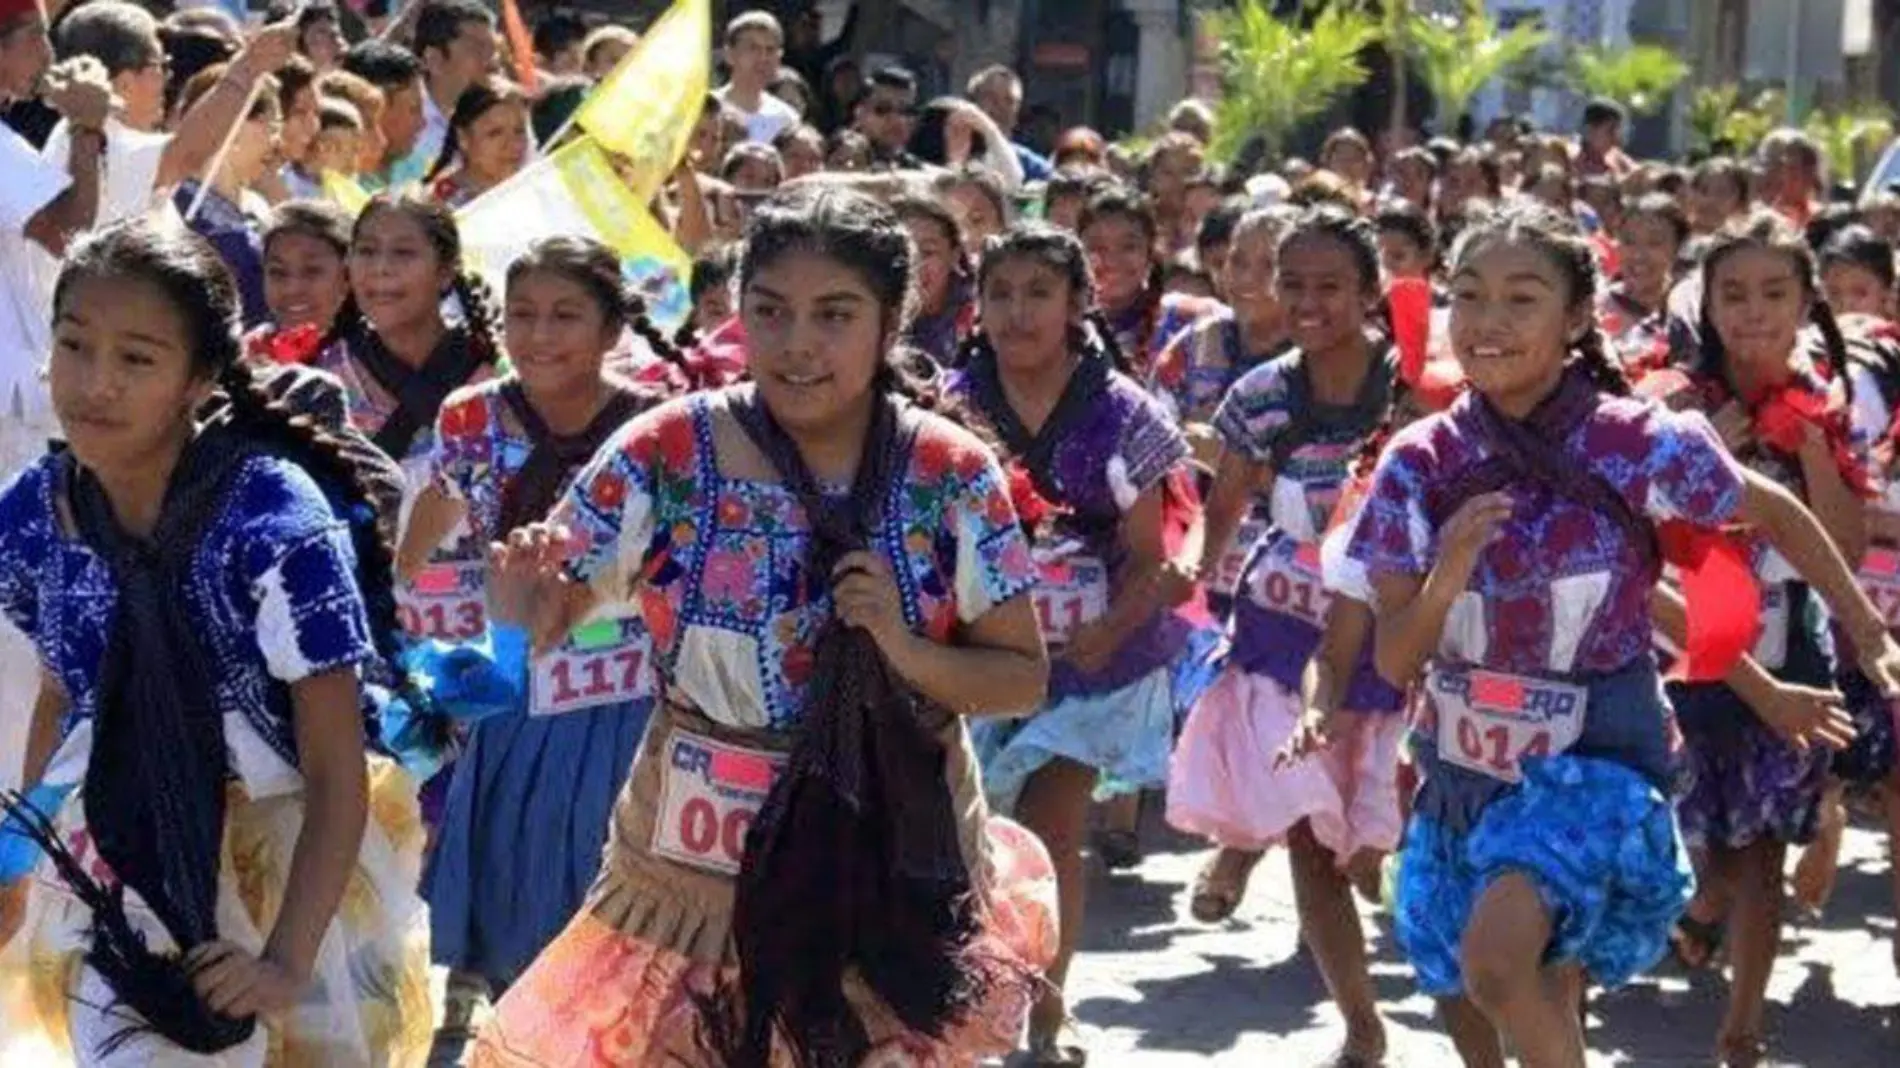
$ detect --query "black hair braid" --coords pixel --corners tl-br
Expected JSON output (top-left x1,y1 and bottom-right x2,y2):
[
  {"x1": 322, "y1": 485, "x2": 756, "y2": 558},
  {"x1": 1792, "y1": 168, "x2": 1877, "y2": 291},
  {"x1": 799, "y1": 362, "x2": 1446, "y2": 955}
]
[
  {"x1": 616, "y1": 283, "x2": 690, "y2": 373},
  {"x1": 1083, "y1": 310, "x2": 1137, "y2": 377},
  {"x1": 217, "y1": 361, "x2": 405, "y2": 664},
  {"x1": 423, "y1": 121, "x2": 462, "y2": 185},
  {"x1": 452, "y1": 270, "x2": 506, "y2": 366},
  {"x1": 1351, "y1": 378, "x2": 1413, "y2": 479},
  {"x1": 1572, "y1": 324, "x2": 1631, "y2": 397},
  {"x1": 1809, "y1": 296, "x2": 1856, "y2": 406},
  {"x1": 317, "y1": 289, "x2": 365, "y2": 360},
  {"x1": 671, "y1": 320, "x2": 701, "y2": 352}
]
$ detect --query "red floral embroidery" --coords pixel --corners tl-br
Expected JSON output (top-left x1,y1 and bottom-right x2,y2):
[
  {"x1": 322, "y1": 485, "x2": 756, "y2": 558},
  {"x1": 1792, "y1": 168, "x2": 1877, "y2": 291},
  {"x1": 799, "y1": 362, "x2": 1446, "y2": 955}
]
[
  {"x1": 914, "y1": 433, "x2": 954, "y2": 481},
  {"x1": 249, "y1": 323, "x2": 323, "y2": 365},
  {"x1": 438, "y1": 396, "x2": 486, "y2": 441},
  {"x1": 587, "y1": 470, "x2": 629, "y2": 511},
  {"x1": 1003, "y1": 462, "x2": 1053, "y2": 533}
]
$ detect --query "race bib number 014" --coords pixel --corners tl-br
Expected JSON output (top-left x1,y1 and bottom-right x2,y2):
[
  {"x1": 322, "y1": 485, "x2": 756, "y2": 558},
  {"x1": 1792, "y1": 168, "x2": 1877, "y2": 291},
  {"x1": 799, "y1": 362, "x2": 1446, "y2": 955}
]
[
  {"x1": 397, "y1": 560, "x2": 487, "y2": 641},
  {"x1": 1033, "y1": 554, "x2": 1109, "y2": 646},
  {"x1": 1430, "y1": 668, "x2": 1588, "y2": 784},
  {"x1": 651, "y1": 730, "x2": 788, "y2": 876},
  {"x1": 529, "y1": 617, "x2": 656, "y2": 717}
]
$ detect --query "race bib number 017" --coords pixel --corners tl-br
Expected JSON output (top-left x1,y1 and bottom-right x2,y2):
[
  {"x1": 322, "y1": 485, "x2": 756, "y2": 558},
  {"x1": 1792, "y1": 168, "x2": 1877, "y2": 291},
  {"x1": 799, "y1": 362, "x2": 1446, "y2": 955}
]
[
  {"x1": 1430, "y1": 668, "x2": 1588, "y2": 784},
  {"x1": 529, "y1": 617, "x2": 656, "y2": 717},
  {"x1": 651, "y1": 730, "x2": 788, "y2": 876},
  {"x1": 1862, "y1": 548, "x2": 1900, "y2": 631},
  {"x1": 397, "y1": 560, "x2": 487, "y2": 641},
  {"x1": 1033, "y1": 555, "x2": 1109, "y2": 646},
  {"x1": 1252, "y1": 539, "x2": 1329, "y2": 627}
]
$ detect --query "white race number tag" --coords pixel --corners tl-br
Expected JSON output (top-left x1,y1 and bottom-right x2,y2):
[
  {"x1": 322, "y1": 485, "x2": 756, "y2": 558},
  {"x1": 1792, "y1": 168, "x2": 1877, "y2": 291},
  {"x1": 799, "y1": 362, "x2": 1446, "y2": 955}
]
[
  {"x1": 1752, "y1": 583, "x2": 1790, "y2": 671},
  {"x1": 651, "y1": 730, "x2": 788, "y2": 876},
  {"x1": 1250, "y1": 538, "x2": 1330, "y2": 626},
  {"x1": 1212, "y1": 515, "x2": 1269, "y2": 597},
  {"x1": 1430, "y1": 668, "x2": 1588, "y2": 784},
  {"x1": 529, "y1": 617, "x2": 656, "y2": 717},
  {"x1": 1032, "y1": 554, "x2": 1109, "y2": 646},
  {"x1": 397, "y1": 560, "x2": 487, "y2": 641}
]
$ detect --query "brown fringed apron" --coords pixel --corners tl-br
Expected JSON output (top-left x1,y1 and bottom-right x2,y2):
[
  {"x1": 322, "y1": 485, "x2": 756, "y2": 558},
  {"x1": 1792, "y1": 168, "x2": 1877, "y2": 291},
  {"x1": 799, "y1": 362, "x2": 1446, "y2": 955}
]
[{"x1": 583, "y1": 699, "x2": 995, "y2": 968}]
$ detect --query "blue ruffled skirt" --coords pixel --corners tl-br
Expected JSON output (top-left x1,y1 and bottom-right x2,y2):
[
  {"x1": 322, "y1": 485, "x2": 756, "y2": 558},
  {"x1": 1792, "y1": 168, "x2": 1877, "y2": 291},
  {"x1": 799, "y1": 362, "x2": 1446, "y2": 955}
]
[
  {"x1": 971, "y1": 665, "x2": 1176, "y2": 814},
  {"x1": 422, "y1": 698, "x2": 653, "y2": 991},
  {"x1": 1394, "y1": 754, "x2": 1693, "y2": 997}
]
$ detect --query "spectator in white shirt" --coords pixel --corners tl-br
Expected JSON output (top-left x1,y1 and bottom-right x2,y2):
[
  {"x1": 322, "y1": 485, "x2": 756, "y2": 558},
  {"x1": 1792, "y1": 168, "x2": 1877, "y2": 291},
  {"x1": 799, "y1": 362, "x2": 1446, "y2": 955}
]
[{"x1": 714, "y1": 11, "x2": 798, "y2": 145}]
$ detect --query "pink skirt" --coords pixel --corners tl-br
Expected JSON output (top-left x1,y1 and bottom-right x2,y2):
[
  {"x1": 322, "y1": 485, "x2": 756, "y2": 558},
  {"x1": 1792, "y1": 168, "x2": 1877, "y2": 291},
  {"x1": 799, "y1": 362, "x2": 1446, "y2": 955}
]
[
  {"x1": 470, "y1": 818, "x2": 1057, "y2": 1067},
  {"x1": 1167, "y1": 667, "x2": 1405, "y2": 861}
]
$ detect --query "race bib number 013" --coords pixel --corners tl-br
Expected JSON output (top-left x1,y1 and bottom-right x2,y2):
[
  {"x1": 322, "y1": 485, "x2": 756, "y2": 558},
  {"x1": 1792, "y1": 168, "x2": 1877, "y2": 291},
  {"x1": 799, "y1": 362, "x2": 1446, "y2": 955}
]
[
  {"x1": 529, "y1": 617, "x2": 656, "y2": 717},
  {"x1": 651, "y1": 730, "x2": 788, "y2": 876},
  {"x1": 1430, "y1": 668, "x2": 1588, "y2": 784},
  {"x1": 1251, "y1": 539, "x2": 1329, "y2": 627},
  {"x1": 1862, "y1": 548, "x2": 1900, "y2": 631},
  {"x1": 1033, "y1": 554, "x2": 1109, "y2": 646},
  {"x1": 397, "y1": 560, "x2": 487, "y2": 641}
]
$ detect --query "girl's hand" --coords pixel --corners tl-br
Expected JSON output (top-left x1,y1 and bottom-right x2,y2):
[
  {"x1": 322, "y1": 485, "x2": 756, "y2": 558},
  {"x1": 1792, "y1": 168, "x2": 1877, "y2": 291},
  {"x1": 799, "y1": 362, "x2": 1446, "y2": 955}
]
[
  {"x1": 187, "y1": 942, "x2": 308, "y2": 1019},
  {"x1": 1156, "y1": 558, "x2": 1199, "y2": 606},
  {"x1": 489, "y1": 523, "x2": 585, "y2": 654},
  {"x1": 1746, "y1": 681, "x2": 1857, "y2": 752},
  {"x1": 1275, "y1": 706, "x2": 1343, "y2": 768},
  {"x1": 833, "y1": 551, "x2": 909, "y2": 654},
  {"x1": 1857, "y1": 632, "x2": 1900, "y2": 699},
  {"x1": 1436, "y1": 492, "x2": 1512, "y2": 588}
]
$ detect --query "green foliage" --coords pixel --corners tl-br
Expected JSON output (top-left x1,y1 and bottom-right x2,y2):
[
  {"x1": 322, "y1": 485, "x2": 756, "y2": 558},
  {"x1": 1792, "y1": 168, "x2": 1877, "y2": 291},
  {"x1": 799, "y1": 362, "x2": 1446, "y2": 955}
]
[
  {"x1": 1804, "y1": 104, "x2": 1896, "y2": 181},
  {"x1": 1688, "y1": 84, "x2": 1785, "y2": 156},
  {"x1": 1402, "y1": 0, "x2": 1551, "y2": 131},
  {"x1": 1567, "y1": 44, "x2": 1690, "y2": 115},
  {"x1": 1203, "y1": 0, "x2": 1384, "y2": 162}
]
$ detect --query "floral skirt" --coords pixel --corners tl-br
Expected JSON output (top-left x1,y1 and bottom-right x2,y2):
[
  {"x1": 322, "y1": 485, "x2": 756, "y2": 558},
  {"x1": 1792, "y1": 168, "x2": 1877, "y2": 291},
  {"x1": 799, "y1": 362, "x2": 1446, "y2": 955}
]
[
  {"x1": 0, "y1": 759, "x2": 434, "y2": 1067},
  {"x1": 1167, "y1": 667, "x2": 1404, "y2": 858},
  {"x1": 1395, "y1": 754, "x2": 1692, "y2": 998},
  {"x1": 470, "y1": 817, "x2": 1058, "y2": 1067},
  {"x1": 1671, "y1": 679, "x2": 1831, "y2": 851}
]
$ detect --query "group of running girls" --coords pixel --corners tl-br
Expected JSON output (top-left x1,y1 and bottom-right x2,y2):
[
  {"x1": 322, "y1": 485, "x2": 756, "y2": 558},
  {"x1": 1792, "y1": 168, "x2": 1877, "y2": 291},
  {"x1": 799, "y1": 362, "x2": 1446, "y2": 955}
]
[{"x1": 0, "y1": 119, "x2": 1898, "y2": 1068}]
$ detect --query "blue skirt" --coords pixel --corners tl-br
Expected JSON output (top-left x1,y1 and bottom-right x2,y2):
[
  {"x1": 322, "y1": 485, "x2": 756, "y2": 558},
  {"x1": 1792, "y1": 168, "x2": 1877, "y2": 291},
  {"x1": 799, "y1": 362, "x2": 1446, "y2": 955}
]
[
  {"x1": 1394, "y1": 754, "x2": 1692, "y2": 998},
  {"x1": 971, "y1": 665, "x2": 1176, "y2": 814},
  {"x1": 422, "y1": 698, "x2": 653, "y2": 990}
]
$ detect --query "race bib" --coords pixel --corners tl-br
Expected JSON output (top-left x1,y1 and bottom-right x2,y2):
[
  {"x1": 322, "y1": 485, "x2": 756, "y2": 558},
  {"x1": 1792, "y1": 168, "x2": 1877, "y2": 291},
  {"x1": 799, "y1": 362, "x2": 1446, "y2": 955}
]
[
  {"x1": 529, "y1": 617, "x2": 656, "y2": 717},
  {"x1": 1752, "y1": 583, "x2": 1790, "y2": 671},
  {"x1": 650, "y1": 729, "x2": 788, "y2": 876},
  {"x1": 1250, "y1": 538, "x2": 1330, "y2": 627},
  {"x1": 1862, "y1": 548, "x2": 1900, "y2": 632},
  {"x1": 1431, "y1": 667, "x2": 1588, "y2": 784},
  {"x1": 1211, "y1": 515, "x2": 1269, "y2": 597},
  {"x1": 397, "y1": 560, "x2": 488, "y2": 641},
  {"x1": 1032, "y1": 554, "x2": 1109, "y2": 646}
]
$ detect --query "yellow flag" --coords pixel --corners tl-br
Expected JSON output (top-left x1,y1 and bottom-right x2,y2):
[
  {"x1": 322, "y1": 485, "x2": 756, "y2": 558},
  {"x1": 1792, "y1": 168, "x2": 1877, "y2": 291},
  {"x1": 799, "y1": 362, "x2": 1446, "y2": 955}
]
[
  {"x1": 570, "y1": 0, "x2": 710, "y2": 203},
  {"x1": 321, "y1": 171, "x2": 369, "y2": 216}
]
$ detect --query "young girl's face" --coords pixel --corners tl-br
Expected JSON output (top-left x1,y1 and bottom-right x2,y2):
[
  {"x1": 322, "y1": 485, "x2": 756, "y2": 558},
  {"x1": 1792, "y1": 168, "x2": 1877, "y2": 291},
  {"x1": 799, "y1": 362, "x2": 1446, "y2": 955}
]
[
  {"x1": 945, "y1": 184, "x2": 1003, "y2": 258},
  {"x1": 312, "y1": 126, "x2": 362, "y2": 176},
  {"x1": 728, "y1": 157, "x2": 780, "y2": 195},
  {"x1": 1823, "y1": 261, "x2": 1893, "y2": 320},
  {"x1": 1395, "y1": 159, "x2": 1433, "y2": 207},
  {"x1": 1276, "y1": 232, "x2": 1370, "y2": 356},
  {"x1": 780, "y1": 132, "x2": 823, "y2": 179},
  {"x1": 1447, "y1": 237, "x2": 1580, "y2": 407},
  {"x1": 1045, "y1": 192, "x2": 1085, "y2": 233},
  {"x1": 1222, "y1": 222, "x2": 1278, "y2": 322},
  {"x1": 981, "y1": 254, "x2": 1078, "y2": 375},
  {"x1": 50, "y1": 275, "x2": 212, "y2": 477},
  {"x1": 1081, "y1": 212, "x2": 1152, "y2": 312},
  {"x1": 349, "y1": 209, "x2": 452, "y2": 334},
  {"x1": 1147, "y1": 144, "x2": 1201, "y2": 208},
  {"x1": 264, "y1": 231, "x2": 349, "y2": 331},
  {"x1": 1691, "y1": 175, "x2": 1744, "y2": 233},
  {"x1": 1322, "y1": 140, "x2": 1372, "y2": 187},
  {"x1": 1706, "y1": 246, "x2": 1808, "y2": 373},
  {"x1": 693, "y1": 278, "x2": 733, "y2": 332},
  {"x1": 505, "y1": 268, "x2": 613, "y2": 401},
  {"x1": 1377, "y1": 230, "x2": 1431, "y2": 282},
  {"x1": 1616, "y1": 214, "x2": 1680, "y2": 301},
  {"x1": 742, "y1": 250, "x2": 890, "y2": 438},
  {"x1": 281, "y1": 85, "x2": 320, "y2": 164},
  {"x1": 904, "y1": 215, "x2": 957, "y2": 316},
  {"x1": 462, "y1": 100, "x2": 529, "y2": 185}
]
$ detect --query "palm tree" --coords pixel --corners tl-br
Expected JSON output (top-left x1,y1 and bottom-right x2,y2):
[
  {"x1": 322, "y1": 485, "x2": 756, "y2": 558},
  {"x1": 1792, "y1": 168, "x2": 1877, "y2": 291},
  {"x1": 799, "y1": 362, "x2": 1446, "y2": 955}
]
[
  {"x1": 1804, "y1": 105, "x2": 1896, "y2": 185},
  {"x1": 1203, "y1": 0, "x2": 1385, "y2": 164},
  {"x1": 1404, "y1": 0, "x2": 1551, "y2": 134},
  {"x1": 1688, "y1": 84, "x2": 1785, "y2": 156},
  {"x1": 1568, "y1": 43, "x2": 1691, "y2": 115}
]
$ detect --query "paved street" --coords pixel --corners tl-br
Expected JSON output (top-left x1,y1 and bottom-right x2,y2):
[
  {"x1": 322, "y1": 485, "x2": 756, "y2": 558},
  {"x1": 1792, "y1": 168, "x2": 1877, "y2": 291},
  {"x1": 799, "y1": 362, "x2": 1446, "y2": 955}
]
[{"x1": 1025, "y1": 805, "x2": 1900, "y2": 1067}]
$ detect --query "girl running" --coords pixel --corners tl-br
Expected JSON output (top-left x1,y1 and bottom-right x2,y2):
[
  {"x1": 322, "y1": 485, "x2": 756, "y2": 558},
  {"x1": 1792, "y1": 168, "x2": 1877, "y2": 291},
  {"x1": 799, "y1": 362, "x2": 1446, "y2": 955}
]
[
  {"x1": 0, "y1": 219, "x2": 433, "y2": 1065},
  {"x1": 1348, "y1": 201, "x2": 1898, "y2": 1068},
  {"x1": 954, "y1": 223, "x2": 1194, "y2": 1065},
  {"x1": 470, "y1": 185, "x2": 1056, "y2": 1067},
  {"x1": 1079, "y1": 188, "x2": 1223, "y2": 379}
]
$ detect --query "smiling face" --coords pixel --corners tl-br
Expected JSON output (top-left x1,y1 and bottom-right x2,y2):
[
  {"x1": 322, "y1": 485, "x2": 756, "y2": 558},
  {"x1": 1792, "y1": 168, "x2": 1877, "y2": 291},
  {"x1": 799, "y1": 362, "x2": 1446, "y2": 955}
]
[
  {"x1": 461, "y1": 98, "x2": 529, "y2": 186},
  {"x1": 1706, "y1": 245, "x2": 1808, "y2": 373},
  {"x1": 348, "y1": 207, "x2": 452, "y2": 335},
  {"x1": 742, "y1": 249, "x2": 891, "y2": 437},
  {"x1": 1081, "y1": 212, "x2": 1152, "y2": 313},
  {"x1": 505, "y1": 268, "x2": 614, "y2": 401},
  {"x1": 264, "y1": 231, "x2": 349, "y2": 331},
  {"x1": 1616, "y1": 214, "x2": 1680, "y2": 305},
  {"x1": 1823, "y1": 261, "x2": 1893, "y2": 320},
  {"x1": 1275, "y1": 232, "x2": 1371, "y2": 356},
  {"x1": 981, "y1": 253, "x2": 1080, "y2": 376},
  {"x1": 51, "y1": 274, "x2": 211, "y2": 476},
  {"x1": 904, "y1": 214, "x2": 956, "y2": 317},
  {"x1": 1221, "y1": 220, "x2": 1278, "y2": 324},
  {"x1": 1448, "y1": 236, "x2": 1585, "y2": 410}
]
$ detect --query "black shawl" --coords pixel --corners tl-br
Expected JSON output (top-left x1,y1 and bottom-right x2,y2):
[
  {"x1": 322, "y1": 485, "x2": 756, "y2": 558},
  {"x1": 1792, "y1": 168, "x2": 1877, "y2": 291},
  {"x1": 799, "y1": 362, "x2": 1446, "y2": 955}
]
[
  {"x1": 495, "y1": 380, "x2": 652, "y2": 536},
  {"x1": 349, "y1": 323, "x2": 484, "y2": 460}
]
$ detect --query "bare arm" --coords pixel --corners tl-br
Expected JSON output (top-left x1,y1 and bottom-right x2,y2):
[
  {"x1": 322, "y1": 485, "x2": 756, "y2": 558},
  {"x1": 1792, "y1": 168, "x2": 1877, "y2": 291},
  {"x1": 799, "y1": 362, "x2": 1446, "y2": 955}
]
[
  {"x1": 157, "y1": 22, "x2": 298, "y2": 190},
  {"x1": 881, "y1": 594, "x2": 1048, "y2": 717},
  {"x1": 264, "y1": 668, "x2": 368, "y2": 981},
  {"x1": 1736, "y1": 469, "x2": 1887, "y2": 652},
  {"x1": 1794, "y1": 431, "x2": 1867, "y2": 565},
  {"x1": 1193, "y1": 447, "x2": 1265, "y2": 581},
  {"x1": 1368, "y1": 492, "x2": 1512, "y2": 686},
  {"x1": 18, "y1": 668, "x2": 64, "y2": 792},
  {"x1": 23, "y1": 128, "x2": 103, "y2": 256},
  {"x1": 395, "y1": 483, "x2": 467, "y2": 581},
  {"x1": 1302, "y1": 595, "x2": 1377, "y2": 716}
]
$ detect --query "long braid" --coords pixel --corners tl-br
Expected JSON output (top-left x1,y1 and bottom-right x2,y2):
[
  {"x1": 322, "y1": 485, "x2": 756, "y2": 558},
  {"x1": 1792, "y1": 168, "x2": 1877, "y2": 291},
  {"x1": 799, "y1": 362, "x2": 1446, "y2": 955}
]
[
  {"x1": 217, "y1": 361, "x2": 406, "y2": 665},
  {"x1": 1810, "y1": 296, "x2": 1855, "y2": 406},
  {"x1": 625, "y1": 300, "x2": 690, "y2": 373},
  {"x1": 316, "y1": 289, "x2": 364, "y2": 361},
  {"x1": 452, "y1": 269, "x2": 506, "y2": 367},
  {"x1": 423, "y1": 121, "x2": 463, "y2": 185},
  {"x1": 1084, "y1": 310, "x2": 1136, "y2": 376},
  {"x1": 1573, "y1": 324, "x2": 1631, "y2": 397}
]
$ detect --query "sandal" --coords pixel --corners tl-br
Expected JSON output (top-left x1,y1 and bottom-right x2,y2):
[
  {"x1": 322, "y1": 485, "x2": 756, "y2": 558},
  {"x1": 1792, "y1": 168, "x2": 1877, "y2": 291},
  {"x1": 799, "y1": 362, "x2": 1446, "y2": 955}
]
[
  {"x1": 1095, "y1": 828, "x2": 1142, "y2": 871},
  {"x1": 1669, "y1": 912, "x2": 1724, "y2": 971},
  {"x1": 1028, "y1": 1017, "x2": 1088, "y2": 1066},
  {"x1": 1189, "y1": 848, "x2": 1260, "y2": 923}
]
